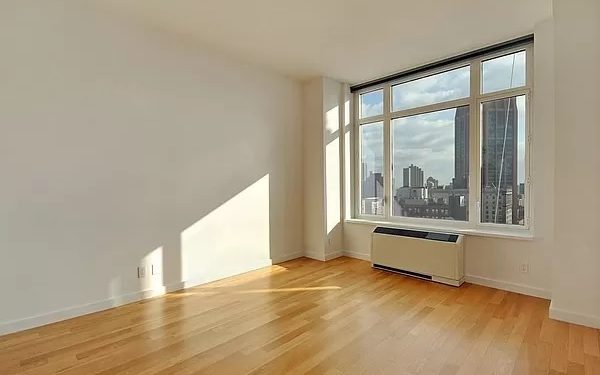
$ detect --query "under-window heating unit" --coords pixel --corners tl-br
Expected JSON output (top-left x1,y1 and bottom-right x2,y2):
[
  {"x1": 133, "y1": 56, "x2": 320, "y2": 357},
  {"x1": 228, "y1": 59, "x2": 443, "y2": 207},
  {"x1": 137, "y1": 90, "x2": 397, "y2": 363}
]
[{"x1": 371, "y1": 227, "x2": 464, "y2": 286}]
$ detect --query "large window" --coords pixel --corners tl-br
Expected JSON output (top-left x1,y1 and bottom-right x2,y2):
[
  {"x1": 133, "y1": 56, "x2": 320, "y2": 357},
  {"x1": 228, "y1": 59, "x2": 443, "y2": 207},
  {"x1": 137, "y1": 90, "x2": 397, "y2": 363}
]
[{"x1": 354, "y1": 41, "x2": 532, "y2": 234}]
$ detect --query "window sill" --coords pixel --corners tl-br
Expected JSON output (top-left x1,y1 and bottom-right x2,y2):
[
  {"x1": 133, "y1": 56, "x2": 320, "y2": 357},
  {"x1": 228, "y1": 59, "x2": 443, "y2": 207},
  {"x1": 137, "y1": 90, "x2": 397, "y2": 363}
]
[{"x1": 344, "y1": 218, "x2": 534, "y2": 241}]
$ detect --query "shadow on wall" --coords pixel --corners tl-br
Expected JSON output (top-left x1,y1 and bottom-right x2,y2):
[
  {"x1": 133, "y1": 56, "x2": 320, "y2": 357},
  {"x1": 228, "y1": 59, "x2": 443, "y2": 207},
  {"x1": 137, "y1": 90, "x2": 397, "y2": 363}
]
[{"x1": 325, "y1": 115, "x2": 343, "y2": 252}]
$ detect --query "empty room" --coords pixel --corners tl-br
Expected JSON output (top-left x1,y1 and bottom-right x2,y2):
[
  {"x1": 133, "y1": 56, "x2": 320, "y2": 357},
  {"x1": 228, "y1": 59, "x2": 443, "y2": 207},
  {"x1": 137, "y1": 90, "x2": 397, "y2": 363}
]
[{"x1": 1, "y1": 0, "x2": 599, "y2": 374}]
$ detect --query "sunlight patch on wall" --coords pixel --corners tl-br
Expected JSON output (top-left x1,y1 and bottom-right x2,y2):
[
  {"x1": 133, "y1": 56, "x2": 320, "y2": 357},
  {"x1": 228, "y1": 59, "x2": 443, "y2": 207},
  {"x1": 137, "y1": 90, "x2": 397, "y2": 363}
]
[
  {"x1": 325, "y1": 106, "x2": 341, "y2": 234},
  {"x1": 326, "y1": 137, "x2": 341, "y2": 234},
  {"x1": 180, "y1": 174, "x2": 271, "y2": 285},
  {"x1": 144, "y1": 246, "x2": 164, "y2": 292},
  {"x1": 344, "y1": 96, "x2": 352, "y2": 220}
]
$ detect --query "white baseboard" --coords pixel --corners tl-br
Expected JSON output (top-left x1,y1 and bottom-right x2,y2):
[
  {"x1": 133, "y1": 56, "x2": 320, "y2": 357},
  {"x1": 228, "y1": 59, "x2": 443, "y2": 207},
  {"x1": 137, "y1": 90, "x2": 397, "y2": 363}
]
[
  {"x1": 271, "y1": 251, "x2": 304, "y2": 264},
  {"x1": 549, "y1": 301, "x2": 600, "y2": 329},
  {"x1": 0, "y1": 286, "x2": 169, "y2": 336},
  {"x1": 302, "y1": 250, "x2": 345, "y2": 262},
  {"x1": 465, "y1": 274, "x2": 551, "y2": 299},
  {"x1": 303, "y1": 250, "x2": 325, "y2": 261},
  {"x1": 0, "y1": 258, "x2": 278, "y2": 337},
  {"x1": 342, "y1": 250, "x2": 371, "y2": 261},
  {"x1": 324, "y1": 251, "x2": 343, "y2": 261},
  {"x1": 338, "y1": 250, "x2": 549, "y2": 300}
]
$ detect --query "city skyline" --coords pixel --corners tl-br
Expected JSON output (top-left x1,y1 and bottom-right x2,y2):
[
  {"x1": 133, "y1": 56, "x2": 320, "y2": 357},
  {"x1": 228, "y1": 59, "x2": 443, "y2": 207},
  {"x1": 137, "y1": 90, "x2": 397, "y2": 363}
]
[
  {"x1": 360, "y1": 52, "x2": 527, "y2": 223},
  {"x1": 361, "y1": 97, "x2": 525, "y2": 224},
  {"x1": 360, "y1": 53, "x2": 527, "y2": 186},
  {"x1": 360, "y1": 99, "x2": 527, "y2": 187}
]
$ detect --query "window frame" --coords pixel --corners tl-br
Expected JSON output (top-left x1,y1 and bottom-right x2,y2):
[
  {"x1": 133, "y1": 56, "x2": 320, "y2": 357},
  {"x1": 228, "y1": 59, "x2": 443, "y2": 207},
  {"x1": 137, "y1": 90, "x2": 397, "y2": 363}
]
[{"x1": 352, "y1": 43, "x2": 533, "y2": 237}]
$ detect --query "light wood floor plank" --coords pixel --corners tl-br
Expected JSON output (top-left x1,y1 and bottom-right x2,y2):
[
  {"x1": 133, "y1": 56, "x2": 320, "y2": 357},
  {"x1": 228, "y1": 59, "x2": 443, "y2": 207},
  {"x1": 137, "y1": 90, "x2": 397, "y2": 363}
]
[{"x1": 0, "y1": 257, "x2": 598, "y2": 375}]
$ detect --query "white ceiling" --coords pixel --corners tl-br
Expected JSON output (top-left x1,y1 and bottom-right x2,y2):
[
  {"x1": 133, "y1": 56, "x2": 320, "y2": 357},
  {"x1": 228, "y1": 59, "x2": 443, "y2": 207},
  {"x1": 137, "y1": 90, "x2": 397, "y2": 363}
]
[{"x1": 96, "y1": 0, "x2": 552, "y2": 84}]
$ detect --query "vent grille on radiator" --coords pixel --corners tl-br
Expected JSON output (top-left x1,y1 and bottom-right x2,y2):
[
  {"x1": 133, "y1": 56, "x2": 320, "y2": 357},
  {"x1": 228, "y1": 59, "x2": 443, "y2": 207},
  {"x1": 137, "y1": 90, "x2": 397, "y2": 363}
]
[
  {"x1": 373, "y1": 227, "x2": 459, "y2": 243},
  {"x1": 372, "y1": 264, "x2": 433, "y2": 280}
]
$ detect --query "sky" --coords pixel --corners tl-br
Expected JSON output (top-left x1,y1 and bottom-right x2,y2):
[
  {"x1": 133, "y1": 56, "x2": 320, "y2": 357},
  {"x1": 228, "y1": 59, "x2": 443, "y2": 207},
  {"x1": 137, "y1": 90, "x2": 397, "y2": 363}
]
[
  {"x1": 392, "y1": 108, "x2": 459, "y2": 186},
  {"x1": 360, "y1": 50, "x2": 527, "y2": 188}
]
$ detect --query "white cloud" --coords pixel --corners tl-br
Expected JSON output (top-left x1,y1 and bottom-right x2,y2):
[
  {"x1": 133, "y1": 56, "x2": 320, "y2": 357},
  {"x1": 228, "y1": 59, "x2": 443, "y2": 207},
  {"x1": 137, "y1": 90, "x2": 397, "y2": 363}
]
[
  {"x1": 392, "y1": 108, "x2": 460, "y2": 185},
  {"x1": 360, "y1": 89, "x2": 383, "y2": 118},
  {"x1": 392, "y1": 66, "x2": 469, "y2": 111},
  {"x1": 361, "y1": 102, "x2": 383, "y2": 118},
  {"x1": 360, "y1": 122, "x2": 383, "y2": 174}
]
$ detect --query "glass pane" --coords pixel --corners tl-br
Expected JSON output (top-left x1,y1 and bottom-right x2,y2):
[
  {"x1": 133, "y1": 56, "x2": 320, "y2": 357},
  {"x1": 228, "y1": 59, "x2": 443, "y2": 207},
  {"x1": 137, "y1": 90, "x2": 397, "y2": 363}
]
[
  {"x1": 359, "y1": 89, "x2": 383, "y2": 118},
  {"x1": 391, "y1": 107, "x2": 469, "y2": 221},
  {"x1": 360, "y1": 122, "x2": 384, "y2": 215},
  {"x1": 392, "y1": 66, "x2": 470, "y2": 112},
  {"x1": 480, "y1": 95, "x2": 526, "y2": 225},
  {"x1": 481, "y1": 51, "x2": 526, "y2": 94}
]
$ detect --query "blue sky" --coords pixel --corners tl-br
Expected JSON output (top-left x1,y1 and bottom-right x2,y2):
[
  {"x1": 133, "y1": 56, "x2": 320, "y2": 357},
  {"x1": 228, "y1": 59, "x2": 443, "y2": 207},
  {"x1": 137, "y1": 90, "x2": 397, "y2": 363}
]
[{"x1": 360, "y1": 51, "x2": 527, "y2": 187}]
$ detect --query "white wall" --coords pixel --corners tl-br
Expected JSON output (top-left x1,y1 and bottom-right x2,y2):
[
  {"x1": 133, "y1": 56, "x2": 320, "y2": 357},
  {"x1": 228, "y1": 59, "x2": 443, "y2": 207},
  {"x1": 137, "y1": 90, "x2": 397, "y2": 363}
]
[
  {"x1": 303, "y1": 78, "x2": 326, "y2": 260},
  {"x1": 0, "y1": 0, "x2": 303, "y2": 334},
  {"x1": 343, "y1": 19, "x2": 556, "y2": 298},
  {"x1": 551, "y1": 0, "x2": 600, "y2": 328},
  {"x1": 303, "y1": 77, "x2": 345, "y2": 261},
  {"x1": 323, "y1": 78, "x2": 344, "y2": 258},
  {"x1": 96, "y1": 0, "x2": 552, "y2": 83}
]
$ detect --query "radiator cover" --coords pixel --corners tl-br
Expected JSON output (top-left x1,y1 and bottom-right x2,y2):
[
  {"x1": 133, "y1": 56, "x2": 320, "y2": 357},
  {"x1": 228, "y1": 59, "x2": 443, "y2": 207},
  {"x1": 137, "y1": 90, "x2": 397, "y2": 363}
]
[{"x1": 371, "y1": 227, "x2": 464, "y2": 286}]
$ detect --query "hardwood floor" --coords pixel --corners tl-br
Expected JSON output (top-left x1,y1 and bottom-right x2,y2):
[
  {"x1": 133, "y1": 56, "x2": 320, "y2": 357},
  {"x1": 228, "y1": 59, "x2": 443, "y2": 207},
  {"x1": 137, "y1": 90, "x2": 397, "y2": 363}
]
[{"x1": 1, "y1": 257, "x2": 598, "y2": 375}]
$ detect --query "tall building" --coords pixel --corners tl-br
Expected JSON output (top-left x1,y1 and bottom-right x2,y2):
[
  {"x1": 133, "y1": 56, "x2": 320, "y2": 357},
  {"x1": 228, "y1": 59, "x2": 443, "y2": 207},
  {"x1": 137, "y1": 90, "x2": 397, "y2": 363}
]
[
  {"x1": 403, "y1": 164, "x2": 424, "y2": 187},
  {"x1": 454, "y1": 106, "x2": 470, "y2": 189},
  {"x1": 449, "y1": 194, "x2": 468, "y2": 221},
  {"x1": 361, "y1": 171, "x2": 384, "y2": 215},
  {"x1": 482, "y1": 187, "x2": 513, "y2": 224},
  {"x1": 426, "y1": 176, "x2": 438, "y2": 189},
  {"x1": 481, "y1": 97, "x2": 519, "y2": 223}
]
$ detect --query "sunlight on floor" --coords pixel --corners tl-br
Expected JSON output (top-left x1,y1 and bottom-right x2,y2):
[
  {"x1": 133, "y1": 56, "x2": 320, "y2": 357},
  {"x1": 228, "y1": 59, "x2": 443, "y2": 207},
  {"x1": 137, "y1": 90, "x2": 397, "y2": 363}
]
[{"x1": 166, "y1": 285, "x2": 342, "y2": 297}]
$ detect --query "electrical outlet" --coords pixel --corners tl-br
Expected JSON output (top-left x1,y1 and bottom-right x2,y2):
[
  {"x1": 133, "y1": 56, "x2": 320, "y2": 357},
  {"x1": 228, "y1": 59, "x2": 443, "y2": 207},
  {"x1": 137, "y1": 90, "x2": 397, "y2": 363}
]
[
  {"x1": 137, "y1": 266, "x2": 146, "y2": 278},
  {"x1": 152, "y1": 264, "x2": 161, "y2": 276},
  {"x1": 520, "y1": 263, "x2": 529, "y2": 273}
]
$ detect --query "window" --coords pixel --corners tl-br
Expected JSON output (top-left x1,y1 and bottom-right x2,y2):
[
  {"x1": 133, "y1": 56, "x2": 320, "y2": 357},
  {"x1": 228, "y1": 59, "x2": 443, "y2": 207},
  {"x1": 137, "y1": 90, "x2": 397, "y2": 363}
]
[
  {"x1": 359, "y1": 89, "x2": 383, "y2": 118},
  {"x1": 480, "y1": 95, "x2": 527, "y2": 226},
  {"x1": 482, "y1": 51, "x2": 526, "y2": 94},
  {"x1": 352, "y1": 40, "x2": 532, "y2": 235},
  {"x1": 392, "y1": 65, "x2": 470, "y2": 111},
  {"x1": 359, "y1": 122, "x2": 384, "y2": 216},
  {"x1": 391, "y1": 106, "x2": 469, "y2": 221}
]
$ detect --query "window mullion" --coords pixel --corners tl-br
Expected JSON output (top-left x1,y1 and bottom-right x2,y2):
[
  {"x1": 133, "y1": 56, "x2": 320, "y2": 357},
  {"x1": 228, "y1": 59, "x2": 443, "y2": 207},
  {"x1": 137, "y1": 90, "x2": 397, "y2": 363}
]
[
  {"x1": 525, "y1": 45, "x2": 533, "y2": 230},
  {"x1": 469, "y1": 61, "x2": 481, "y2": 230},
  {"x1": 389, "y1": 98, "x2": 471, "y2": 120},
  {"x1": 358, "y1": 114, "x2": 385, "y2": 124},
  {"x1": 353, "y1": 93, "x2": 360, "y2": 219},
  {"x1": 383, "y1": 84, "x2": 392, "y2": 221},
  {"x1": 479, "y1": 88, "x2": 530, "y2": 103}
]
